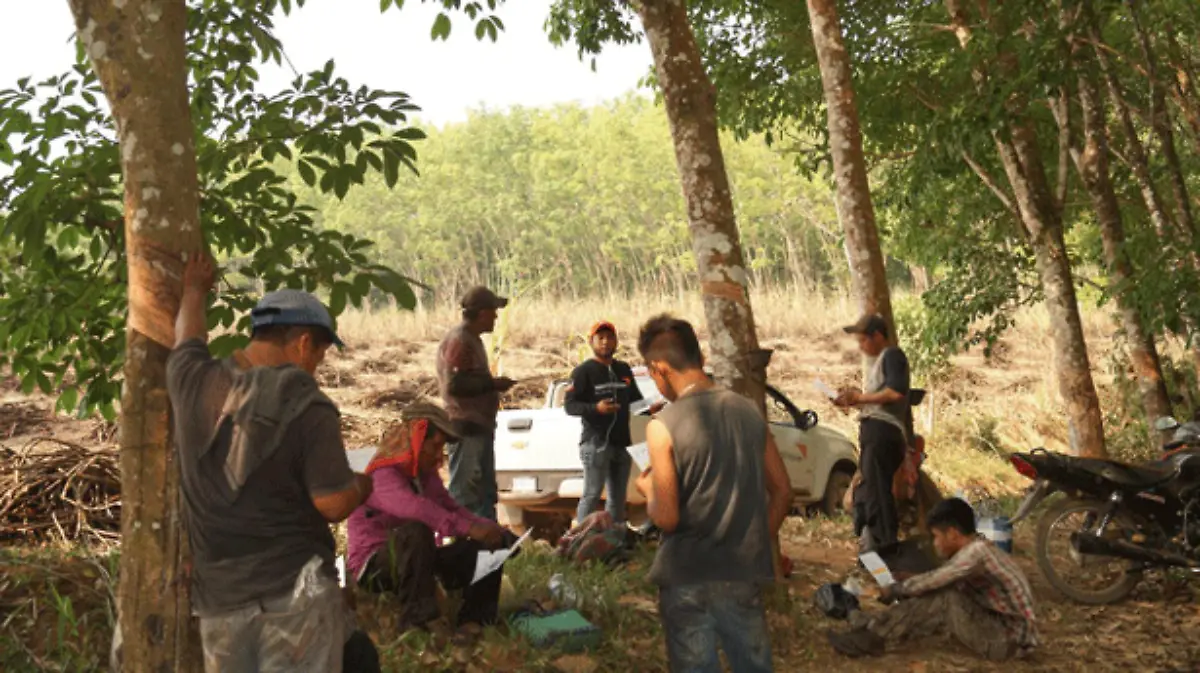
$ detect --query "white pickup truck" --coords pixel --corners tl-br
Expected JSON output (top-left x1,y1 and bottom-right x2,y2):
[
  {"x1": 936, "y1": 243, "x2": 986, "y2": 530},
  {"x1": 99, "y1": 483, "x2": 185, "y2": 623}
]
[{"x1": 493, "y1": 371, "x2": 859, "y2": 536}]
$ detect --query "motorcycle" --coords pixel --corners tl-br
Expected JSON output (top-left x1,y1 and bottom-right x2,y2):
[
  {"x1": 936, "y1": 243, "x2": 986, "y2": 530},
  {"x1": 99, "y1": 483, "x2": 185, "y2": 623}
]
[{"x1": 1008, "y1": 416, "x2": 1200, "y2": 604}]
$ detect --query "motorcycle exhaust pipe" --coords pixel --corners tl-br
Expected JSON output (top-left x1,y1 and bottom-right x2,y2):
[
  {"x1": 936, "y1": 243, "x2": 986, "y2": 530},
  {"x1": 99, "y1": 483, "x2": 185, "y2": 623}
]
[{"x1": 1070, "y1": 533, "x2": 1198, "y2": 568}]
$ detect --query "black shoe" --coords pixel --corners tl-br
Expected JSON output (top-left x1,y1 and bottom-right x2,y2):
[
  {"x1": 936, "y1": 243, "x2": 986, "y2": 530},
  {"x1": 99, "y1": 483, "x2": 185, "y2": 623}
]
[{"x1": 826, "y1": 627, "x2": 885, "y2": 658}]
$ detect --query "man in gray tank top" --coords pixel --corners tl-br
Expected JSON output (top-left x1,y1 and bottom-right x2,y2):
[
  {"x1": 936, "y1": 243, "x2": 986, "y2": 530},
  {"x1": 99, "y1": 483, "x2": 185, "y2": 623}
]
[
  {"x1": 835, "y1": 314, "x2": 912, "y2": 553},
  {"x1": 633, "y1": 315, "x2": 791, "y2": 673}
]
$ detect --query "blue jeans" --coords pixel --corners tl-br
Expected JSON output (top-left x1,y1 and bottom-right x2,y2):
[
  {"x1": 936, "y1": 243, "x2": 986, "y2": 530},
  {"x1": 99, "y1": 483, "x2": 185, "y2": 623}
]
[
  {"x1": 448, "y1": 432, "x2": 497, "y2": 521},
  {"x1": 576, "y1": 440, "x2": 631, "y2": 525},
  {"x1": 659, "y1": 581, "x2": 774, "y2": 673}
]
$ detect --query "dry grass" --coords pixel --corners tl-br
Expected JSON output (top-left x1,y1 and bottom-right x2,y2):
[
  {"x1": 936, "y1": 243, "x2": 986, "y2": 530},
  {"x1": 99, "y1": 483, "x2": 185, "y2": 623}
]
[{"x1": 326, "y1": 289, "x2": 1148, "y2": 499}]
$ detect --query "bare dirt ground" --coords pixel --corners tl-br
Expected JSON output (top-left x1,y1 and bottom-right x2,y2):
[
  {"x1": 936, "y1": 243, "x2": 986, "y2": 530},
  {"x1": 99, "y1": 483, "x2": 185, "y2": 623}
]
[{"x1": 777, "y1": 519, "x2": 1200, "y2": 673}]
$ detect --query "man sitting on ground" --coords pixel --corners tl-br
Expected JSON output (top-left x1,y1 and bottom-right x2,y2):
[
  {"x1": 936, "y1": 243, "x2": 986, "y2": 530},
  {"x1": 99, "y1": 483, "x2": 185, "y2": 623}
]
[
  {"x1": 346, "y1": 402, "x2": 511, "y2": 639},
  {"x1": 828, "y1": 498, "x2": 1039, "y2": 661}
]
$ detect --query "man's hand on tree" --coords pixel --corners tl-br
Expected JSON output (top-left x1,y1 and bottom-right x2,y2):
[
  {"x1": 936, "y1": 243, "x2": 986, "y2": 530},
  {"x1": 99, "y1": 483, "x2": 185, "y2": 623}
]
[{"x1": 182, "y1": 252, "x2": 215, "y2": 295}]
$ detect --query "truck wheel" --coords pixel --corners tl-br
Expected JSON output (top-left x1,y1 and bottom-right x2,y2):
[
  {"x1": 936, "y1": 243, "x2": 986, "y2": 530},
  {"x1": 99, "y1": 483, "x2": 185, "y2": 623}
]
[{"x1": 820, "y1": 467, "x2": 855, "y2": 518}]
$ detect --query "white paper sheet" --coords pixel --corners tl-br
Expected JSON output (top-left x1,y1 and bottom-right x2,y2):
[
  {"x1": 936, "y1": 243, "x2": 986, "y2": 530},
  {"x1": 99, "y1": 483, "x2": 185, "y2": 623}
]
[
  {"x1": 346, "y1": 446, "x2": 376, "y2": 473},
  {"x1": 813, "y1": 379, "x2": 839, "y2": 401},
  {"x1": 630, "y1": 398, "x2": 652, "y2": 416},
  {"x1": 859, "y1": 551, "x2": 895, "y2": 587},
  {"x1": 471, "y1": 527, "x2": 534, "y2": 585},
  {"x1": 628, "y1": 442, "x2": 651, "y2": 472}
]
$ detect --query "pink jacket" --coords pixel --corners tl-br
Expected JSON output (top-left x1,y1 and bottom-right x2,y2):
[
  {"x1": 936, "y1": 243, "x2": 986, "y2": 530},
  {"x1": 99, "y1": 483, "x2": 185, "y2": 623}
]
[{"x1": 346, "y1": 466, "x2": 487, "y2": 579}]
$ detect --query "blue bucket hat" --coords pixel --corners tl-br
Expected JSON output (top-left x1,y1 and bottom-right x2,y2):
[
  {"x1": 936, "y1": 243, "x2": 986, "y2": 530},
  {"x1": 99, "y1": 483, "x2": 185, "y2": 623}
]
[{"x1": 250, "y1": 289, "x2": 344, "y2": 347}]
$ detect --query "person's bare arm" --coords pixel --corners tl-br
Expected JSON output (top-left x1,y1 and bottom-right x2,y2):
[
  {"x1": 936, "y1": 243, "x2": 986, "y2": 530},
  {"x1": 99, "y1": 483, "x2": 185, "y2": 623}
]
[
  {"x1": 312, "y1": 473, "x2": 373, "y2": 523},
  {"x1": 835, "y1": 388, "x2": 904, "y2": 407},
  {"x1": 174, "y1": 253, "x2": 214, "y2": 348},
  {"x1": 644, "y1": 419, "x2": 680, "y2": 532},
  {"x1": 763, "y1": 432, "x2": 791, "y2": 536}
]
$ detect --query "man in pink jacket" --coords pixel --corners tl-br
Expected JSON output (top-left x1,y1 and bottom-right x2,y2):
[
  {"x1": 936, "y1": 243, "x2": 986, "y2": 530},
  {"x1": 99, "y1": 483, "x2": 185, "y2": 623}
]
[{"x1": 347, "y1": 402, "x2": 510, "y2": 635}]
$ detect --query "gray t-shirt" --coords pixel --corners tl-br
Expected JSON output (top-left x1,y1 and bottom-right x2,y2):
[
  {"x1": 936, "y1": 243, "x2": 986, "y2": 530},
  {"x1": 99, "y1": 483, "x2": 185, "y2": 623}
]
[
  {"x1": 166, "y1": 339, "x2": 355, "y2": 615},
  {"x1": 649, "y1": 387, "x2": 774, "y2": 587},
  {"x1": 860, "y1": 347, "x2": 912, "y2": 439}
]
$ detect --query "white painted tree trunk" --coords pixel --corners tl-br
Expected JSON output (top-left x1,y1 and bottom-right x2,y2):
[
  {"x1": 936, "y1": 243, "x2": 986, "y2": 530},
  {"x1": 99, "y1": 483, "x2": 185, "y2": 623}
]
[
  {"x1": 636, "y1": 0, "x2": 767, "y2": 408},
  {"x1": 66, "y1": 0, "x2": 204, "y2": 670}
]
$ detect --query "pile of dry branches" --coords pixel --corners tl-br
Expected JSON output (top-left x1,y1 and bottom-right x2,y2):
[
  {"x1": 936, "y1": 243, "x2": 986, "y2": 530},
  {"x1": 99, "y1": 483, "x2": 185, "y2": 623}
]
[{"x1": 0, "y1": 438, "x2": 120, "y2": 546}]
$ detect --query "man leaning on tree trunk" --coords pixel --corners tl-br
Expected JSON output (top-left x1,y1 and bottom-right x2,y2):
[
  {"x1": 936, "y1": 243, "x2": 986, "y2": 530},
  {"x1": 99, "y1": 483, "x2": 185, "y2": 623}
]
[{"x1": 166, "y1": 254, "x2": 373, "y2": 672}]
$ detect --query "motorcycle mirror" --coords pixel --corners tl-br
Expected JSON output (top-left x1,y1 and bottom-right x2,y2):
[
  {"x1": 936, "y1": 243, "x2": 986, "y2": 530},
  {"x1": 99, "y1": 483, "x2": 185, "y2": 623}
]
[{"x1": 1153, "y1": 416, "x2": 1180, "y2": 431}]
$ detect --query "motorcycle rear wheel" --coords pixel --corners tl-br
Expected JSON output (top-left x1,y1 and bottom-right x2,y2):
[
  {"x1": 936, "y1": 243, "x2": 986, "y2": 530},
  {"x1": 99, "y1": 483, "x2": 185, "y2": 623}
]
[{"x1": 1035, "y1": 497, "x2": 1143, "y2": 605}]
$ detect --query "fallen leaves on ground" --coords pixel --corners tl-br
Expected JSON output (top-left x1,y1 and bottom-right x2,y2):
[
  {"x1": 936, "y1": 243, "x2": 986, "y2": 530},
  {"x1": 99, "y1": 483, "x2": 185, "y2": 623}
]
[{"x1": 552, "y1": 654, "x2": 598, "y2": 673}]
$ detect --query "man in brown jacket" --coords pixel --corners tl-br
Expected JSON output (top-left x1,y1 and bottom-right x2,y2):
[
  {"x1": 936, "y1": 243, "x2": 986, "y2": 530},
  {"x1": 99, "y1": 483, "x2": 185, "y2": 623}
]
[{"x1": 436, "y1": 286, "x2": 516, "y2": 520}]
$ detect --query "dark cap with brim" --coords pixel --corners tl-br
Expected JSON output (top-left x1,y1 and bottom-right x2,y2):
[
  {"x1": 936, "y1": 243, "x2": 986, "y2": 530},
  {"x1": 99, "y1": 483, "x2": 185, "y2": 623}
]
[
  {"x1": 843, "y1": 314, "x2": 888, "y2": 336},
  {"x1": 401, "y1": 401, "x2": 460, "y2": 440},
  {"x1": 461, "y1": 286, "x2": 509, "y2": 312},
  {"x1": 251, "y1": 289, "x2": 344, "y2": 347}
]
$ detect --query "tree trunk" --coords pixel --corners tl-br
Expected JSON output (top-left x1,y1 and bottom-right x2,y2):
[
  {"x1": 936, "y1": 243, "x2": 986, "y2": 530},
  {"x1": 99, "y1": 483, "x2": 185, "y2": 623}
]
[
  {"x1": 997, "y1": 120, "x2": 1107, "y2": 458},
  {"x1": 946, "y1": 0, "x2": 1107, "y2": 458},
  {"x1": 66, "y1": 1, "x2": 204, "y2": 670},
  {"x1": 806, "y1": 0, "x2": 895, "y2": 337},
  {"x1": 1072, "y1": 54, "x2": 1172, "y2": 424},
  {"x1": 1130, "y1": 1, "x2": 1196, "y2": 237},
  {"x1": 1096, "y1": 25, "x2": 1200, "y2": 376},
  {"x1": 636, "y1": 0, "x2": 767, "y2": 409}
]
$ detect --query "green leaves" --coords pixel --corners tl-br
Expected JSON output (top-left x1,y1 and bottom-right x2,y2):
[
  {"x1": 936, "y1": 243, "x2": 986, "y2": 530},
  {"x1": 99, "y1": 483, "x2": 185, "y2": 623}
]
[
  {"x1": 431, "y1": 13, "x2": 453, "y2": 40},
  {"x1": 0, "y1": 0, "x2": 443, "y2": 415},
  {"x1": 379, "y1": 1, "x2": 508, "y2": 43}
]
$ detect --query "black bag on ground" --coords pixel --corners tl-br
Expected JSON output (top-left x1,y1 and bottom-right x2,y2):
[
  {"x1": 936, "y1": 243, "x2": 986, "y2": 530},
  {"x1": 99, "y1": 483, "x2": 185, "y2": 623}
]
[
  {"x1": 343, "y1": 629, "x2": 381, "y2": 673},
  {"x1": 814, "y1": 583, "x2": 860, "y2": 620}
]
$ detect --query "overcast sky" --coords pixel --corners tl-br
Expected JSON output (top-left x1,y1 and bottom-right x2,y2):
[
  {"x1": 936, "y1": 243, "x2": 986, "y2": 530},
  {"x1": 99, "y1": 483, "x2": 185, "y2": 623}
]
[{"x1": 0, "y1": 0, "x2": 652, "y2": 125}]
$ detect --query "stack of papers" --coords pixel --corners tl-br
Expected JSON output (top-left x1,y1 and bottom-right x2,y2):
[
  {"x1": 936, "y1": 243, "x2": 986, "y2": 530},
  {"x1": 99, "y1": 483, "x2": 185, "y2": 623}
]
[{"x1": 472, "y1": 528, "x2": 534, "y2": 585}]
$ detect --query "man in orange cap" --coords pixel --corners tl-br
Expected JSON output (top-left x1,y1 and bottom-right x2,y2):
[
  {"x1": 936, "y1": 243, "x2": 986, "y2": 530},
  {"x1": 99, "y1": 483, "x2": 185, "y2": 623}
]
[{"x1": 565, "y1": 321, "x2": 663, "y2": 528}]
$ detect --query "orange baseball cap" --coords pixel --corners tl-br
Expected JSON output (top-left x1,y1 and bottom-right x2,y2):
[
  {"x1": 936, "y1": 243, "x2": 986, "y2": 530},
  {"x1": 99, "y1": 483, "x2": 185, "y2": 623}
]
[{"x1": 589, "y1": 321, "x2": 617, "y2": 338}]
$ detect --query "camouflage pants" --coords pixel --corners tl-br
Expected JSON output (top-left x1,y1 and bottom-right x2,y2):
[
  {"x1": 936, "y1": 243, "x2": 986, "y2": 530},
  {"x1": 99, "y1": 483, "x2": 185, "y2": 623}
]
[
  {"x1": 199, "y1": 564, "x2": 344, "y2": 673},
  {"x1": 868, "y1": 589, "x2": 1015, "y2": 661}
]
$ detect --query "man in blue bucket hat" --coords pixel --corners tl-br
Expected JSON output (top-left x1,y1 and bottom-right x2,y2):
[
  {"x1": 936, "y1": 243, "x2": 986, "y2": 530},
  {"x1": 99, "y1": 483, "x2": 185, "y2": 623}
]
[
  {"x1": 166, "y1": 254, "x2": 373, "y2": 672},
  {"x1": 828, "y1": 498, "x2": 1039, "y2": 662}
]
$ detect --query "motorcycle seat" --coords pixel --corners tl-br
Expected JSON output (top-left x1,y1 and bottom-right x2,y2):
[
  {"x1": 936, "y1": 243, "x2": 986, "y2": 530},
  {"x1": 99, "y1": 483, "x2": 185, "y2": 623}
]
[{"x1": 1085, "y1": 461, "x2": 1177, "y2": 489}]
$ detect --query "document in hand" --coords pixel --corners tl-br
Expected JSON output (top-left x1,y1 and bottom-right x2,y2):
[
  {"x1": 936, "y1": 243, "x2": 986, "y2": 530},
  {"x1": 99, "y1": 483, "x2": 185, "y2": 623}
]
[
  {"x1": 813, "y1": 379, "x2": 839, "y2": 401},
  {"x1": 628, "y1": 442, "x2": 651, "y2": 472},
  {"x1": 471, "y1": 527, "x2": 534, "y2": 585},
  {"x1": 859, "y1": 551, "x2": 895, "y2": 587}
]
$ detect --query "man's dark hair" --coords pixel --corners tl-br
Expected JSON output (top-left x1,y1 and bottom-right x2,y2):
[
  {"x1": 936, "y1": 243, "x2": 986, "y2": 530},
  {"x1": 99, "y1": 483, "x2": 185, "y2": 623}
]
[
  {"x1": 638, "y1": 314, "x2": 703, "y2": 371},
  {"x1": 252, "y1": 324, "x2": 334, "y2": 348},
  {"x1": 926, "y1": 497, "x2": 976, "y2": 535},
  {"x1": 462, "y1": 307, "x2": 482, "y2": 322}
]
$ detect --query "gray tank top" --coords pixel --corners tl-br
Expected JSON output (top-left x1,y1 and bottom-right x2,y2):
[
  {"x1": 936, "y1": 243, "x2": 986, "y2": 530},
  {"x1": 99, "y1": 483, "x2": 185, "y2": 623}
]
[
  {"x1": 649, "y1": 387, "x2": 775, "y2": 587},
  {"x1": 859, "y1": 347, "x2": 910, "y2": 440}
]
